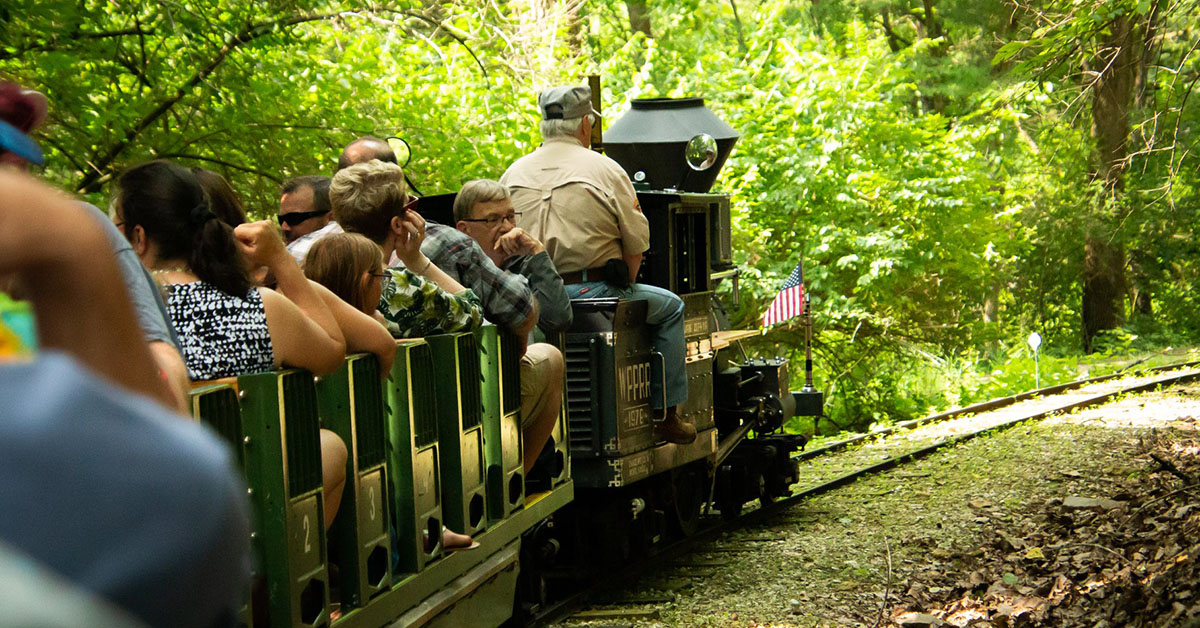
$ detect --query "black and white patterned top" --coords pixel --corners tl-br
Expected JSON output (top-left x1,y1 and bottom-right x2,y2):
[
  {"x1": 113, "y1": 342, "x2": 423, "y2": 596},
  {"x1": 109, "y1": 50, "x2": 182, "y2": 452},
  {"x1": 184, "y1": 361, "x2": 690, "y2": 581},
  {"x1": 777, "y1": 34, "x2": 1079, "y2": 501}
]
[{"x1": 166, "y1": 282, "x2": 275, "y2": 380}]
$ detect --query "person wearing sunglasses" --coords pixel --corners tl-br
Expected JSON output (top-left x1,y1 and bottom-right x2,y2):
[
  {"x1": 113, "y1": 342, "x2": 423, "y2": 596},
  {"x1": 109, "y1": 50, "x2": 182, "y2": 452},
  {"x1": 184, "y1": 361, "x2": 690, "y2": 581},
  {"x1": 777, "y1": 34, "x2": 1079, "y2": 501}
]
[{"x1": 280, "y1": 175, "x2": 341, "y2": 262}]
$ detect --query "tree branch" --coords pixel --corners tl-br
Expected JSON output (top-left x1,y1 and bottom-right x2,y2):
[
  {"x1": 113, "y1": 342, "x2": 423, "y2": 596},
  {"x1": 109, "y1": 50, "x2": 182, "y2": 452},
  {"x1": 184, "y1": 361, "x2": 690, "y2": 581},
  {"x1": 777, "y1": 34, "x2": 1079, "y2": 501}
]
[
  {"x1": 398, "y1": 10, "x2": 490, "y2": 79},
  {"x1": 114, "y1": 53, "x2": 155, "y2": 90},
  {"x1": 37, "y1": 135, "x2": 89, "y2": 175},
  {"x1": 152, "y1": 152, "x2": 284, "y2": 183},
  {"x1": 880, "y1": 8, "x2": 912, "y2": 53},
  {"x1": 728, "y1": 0, "x2": 749, "y2": 53},
  {"x1": 0, "y1": 28, "x2": 153, "y2": 60},
  {"x1": 73, "y1": 12, "x2": 348, "y2": 193}
]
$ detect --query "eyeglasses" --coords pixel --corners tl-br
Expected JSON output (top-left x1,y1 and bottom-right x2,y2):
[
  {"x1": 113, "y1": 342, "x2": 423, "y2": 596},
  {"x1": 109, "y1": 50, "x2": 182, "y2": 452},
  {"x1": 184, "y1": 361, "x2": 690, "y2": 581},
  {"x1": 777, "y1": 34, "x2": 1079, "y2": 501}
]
[
  {"x1": 277, "y1": 209, "x2": 329, "y2": 227},
  {"x1": 370, "y1": 270, "x2": 391, "y2": 279},
  {"x1": 461, "y1": 212, "x2": 521, "y2": 228}
]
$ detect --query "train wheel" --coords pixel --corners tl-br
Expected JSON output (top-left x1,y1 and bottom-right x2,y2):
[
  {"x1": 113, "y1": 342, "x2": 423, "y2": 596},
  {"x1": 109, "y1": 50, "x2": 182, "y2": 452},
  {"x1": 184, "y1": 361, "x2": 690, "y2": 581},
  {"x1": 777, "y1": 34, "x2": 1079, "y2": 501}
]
[
  {"x1": 714, "y1": 464, "x2": 743, "y2": 521},
  {"x1": 757, "y1": 470, "x2": 772, "y2": 505},
  {"x1": 670, "y1": 464, "x2": 705, "y2": 537}
]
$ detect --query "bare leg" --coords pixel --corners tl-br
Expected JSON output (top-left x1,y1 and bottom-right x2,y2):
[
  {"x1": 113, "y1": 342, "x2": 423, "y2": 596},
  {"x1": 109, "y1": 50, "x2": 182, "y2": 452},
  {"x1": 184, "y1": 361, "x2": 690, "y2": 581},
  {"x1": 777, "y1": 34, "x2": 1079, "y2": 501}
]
[
  {"x1": 320, "y1": 429, "x2": 348, "y2": 529},
  {"x1": 441, "y1": 528, "x2": 474, "y2": 550}
]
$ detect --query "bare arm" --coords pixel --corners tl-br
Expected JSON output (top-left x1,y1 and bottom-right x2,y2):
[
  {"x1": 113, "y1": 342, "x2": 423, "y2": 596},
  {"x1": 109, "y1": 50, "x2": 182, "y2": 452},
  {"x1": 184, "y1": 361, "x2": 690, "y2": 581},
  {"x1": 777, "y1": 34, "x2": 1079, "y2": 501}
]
[
  {"x1": 149, "y1": 340, "x2": 191, "y2": 413},
  {"x1": 259, "y1": 288, "x2": 346, "y2": 375},
  {"x1": 394, "y1": 211, "x2": 471, "y2": 294},
  {"x1": 235, "y1": 221, "x2": 346, "y2": 356},
  {"x1": 0, "y1": 171, "x2": 166, "y2": 401},
  {"x1": 406, "y1": 253, "x2": 470, "y2": 294},
  {"x1": 310, "y1": 280, "x2": 395, "y2": 375}
]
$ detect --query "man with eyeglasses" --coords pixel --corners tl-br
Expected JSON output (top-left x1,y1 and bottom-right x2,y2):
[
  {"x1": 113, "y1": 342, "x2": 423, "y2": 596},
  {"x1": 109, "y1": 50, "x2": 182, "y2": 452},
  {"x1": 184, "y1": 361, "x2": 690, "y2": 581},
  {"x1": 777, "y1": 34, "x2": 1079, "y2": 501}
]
[
  {"x1": 334, "y1": 137, "x2": 571, "y2": 471},
  {"x1": 453, "y1": 179, "x2": 571, "y2": 473},
  {"x1": 282, "y1": 175, "x2": 342, "y2": 264},
  {"x1": 501, "y1": 84, "x2": 696, "y2": 445},
  {"x1": 337, "y1": 138, "x2": 546, "y2": 348},
  {"x1": 453, "y1": 179, "x2": 573, "y2": 335}
]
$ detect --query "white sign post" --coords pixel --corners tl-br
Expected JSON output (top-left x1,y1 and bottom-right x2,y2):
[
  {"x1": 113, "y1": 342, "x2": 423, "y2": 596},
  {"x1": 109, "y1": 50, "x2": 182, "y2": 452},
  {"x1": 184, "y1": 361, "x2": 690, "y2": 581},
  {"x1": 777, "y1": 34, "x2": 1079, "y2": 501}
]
[{"x1": 1027, "y1": 332, "x2": 1042, "y2": 389}]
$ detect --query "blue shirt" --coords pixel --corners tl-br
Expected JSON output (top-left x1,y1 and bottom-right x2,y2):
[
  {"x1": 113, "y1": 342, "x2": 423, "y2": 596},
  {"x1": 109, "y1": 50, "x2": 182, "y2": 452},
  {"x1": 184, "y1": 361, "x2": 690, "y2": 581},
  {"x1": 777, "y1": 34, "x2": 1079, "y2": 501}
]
[
  {"x1": 81, "y1": 202, "x2": 180, "y2": 348},
  {"x1": 0, "y1": 352, "x2": 251, "y2": 627}
]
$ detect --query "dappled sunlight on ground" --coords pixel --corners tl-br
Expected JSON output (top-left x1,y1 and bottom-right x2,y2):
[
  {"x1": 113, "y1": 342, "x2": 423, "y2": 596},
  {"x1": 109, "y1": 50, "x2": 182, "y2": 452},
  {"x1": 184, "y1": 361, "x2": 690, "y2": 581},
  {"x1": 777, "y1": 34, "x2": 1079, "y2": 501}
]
[{"x1": 556, "y1": 383, "x2": 1200, "y2": 628}]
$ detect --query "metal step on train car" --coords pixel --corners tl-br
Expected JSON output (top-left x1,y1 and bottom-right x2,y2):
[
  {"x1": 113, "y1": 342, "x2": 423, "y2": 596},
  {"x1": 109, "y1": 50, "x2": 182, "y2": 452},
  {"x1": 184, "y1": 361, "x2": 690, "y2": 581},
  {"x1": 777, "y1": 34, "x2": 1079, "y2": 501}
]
[{"x1": 188, "y1": 325, "x2": 575, "y2": 628}]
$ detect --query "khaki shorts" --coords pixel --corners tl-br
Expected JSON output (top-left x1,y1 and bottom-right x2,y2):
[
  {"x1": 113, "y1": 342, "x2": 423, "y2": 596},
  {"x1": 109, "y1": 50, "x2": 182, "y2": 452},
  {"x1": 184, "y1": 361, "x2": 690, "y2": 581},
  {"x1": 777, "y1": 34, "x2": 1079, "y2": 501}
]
[{"x1": 519, "y1": 343, "x2": 562, "y2": 429}]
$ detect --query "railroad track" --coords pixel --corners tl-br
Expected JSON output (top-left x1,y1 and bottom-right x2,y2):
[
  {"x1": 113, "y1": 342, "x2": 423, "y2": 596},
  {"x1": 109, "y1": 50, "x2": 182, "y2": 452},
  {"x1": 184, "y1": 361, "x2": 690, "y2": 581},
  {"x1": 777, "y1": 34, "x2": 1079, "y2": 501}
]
[{"x1": 533, "y1": 359, "x2": 1200, "y2": 626}]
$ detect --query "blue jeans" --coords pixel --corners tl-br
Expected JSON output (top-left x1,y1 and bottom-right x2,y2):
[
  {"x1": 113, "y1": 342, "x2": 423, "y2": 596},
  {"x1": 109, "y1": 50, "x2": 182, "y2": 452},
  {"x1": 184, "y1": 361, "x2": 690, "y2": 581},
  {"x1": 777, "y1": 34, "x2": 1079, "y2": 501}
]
[{"x1": 565, "y1": 281, "x2": 688, "y2": 409}]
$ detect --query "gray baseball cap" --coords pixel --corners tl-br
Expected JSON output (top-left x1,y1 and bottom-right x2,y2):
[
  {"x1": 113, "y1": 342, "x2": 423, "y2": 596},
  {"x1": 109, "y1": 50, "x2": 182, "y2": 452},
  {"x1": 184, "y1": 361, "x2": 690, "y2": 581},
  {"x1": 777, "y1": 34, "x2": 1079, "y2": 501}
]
[{"x1": 538, "y1": 85, "x2": 600, "y2": 120}]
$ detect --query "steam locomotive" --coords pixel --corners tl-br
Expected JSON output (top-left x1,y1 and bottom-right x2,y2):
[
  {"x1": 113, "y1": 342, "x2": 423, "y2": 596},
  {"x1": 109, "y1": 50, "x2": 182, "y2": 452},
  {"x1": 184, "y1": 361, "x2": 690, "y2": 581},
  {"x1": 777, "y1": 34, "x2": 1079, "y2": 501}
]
[{"x1": 187, "y1": 96, "x2": 822, "y2": 628}]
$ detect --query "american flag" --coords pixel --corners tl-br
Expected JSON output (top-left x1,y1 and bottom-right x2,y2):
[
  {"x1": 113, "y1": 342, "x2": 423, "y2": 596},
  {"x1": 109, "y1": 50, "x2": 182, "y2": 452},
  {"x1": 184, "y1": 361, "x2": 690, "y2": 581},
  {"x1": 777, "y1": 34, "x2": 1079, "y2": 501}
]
[{"x1": 761, "y1": 261, "x2": 806, "y2": 327}]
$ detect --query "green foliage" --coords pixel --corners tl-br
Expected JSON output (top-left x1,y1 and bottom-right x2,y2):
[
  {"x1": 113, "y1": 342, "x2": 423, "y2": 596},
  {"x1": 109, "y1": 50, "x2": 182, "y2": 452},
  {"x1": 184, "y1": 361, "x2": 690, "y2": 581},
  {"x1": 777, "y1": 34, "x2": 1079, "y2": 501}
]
[{"x1": 4, "y1": 0, "x2": 1198, "y2": 432}]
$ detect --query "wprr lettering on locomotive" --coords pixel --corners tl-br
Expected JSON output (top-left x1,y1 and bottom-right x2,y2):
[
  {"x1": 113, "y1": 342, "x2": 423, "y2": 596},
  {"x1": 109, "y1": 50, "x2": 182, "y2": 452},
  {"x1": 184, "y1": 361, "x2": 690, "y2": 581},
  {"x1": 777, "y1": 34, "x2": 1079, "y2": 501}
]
[{"x1": 618, "y1": 361, "x2": 651, "y2": 403}]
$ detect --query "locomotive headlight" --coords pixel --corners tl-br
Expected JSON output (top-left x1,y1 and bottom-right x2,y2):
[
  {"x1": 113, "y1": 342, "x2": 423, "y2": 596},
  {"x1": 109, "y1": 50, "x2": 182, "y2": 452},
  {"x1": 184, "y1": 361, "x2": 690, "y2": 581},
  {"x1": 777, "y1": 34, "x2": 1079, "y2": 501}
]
[{"x1": 685, "y1": 133, "x2": 718, "y2": 171}]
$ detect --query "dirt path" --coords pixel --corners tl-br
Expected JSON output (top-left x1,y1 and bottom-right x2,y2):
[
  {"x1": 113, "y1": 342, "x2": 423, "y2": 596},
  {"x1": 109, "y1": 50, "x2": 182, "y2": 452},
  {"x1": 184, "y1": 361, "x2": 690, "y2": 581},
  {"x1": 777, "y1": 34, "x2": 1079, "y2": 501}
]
[{"x1": 559, "y1": 382, "x2": 1200, "y2": 627}]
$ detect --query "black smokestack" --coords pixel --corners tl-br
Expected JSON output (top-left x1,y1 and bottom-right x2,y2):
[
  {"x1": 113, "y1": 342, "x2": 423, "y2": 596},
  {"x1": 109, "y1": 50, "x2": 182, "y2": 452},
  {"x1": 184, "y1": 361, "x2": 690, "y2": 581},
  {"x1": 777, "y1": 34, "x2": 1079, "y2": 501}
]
[{"x1": 603, "y1": 97, "x2": 739, "y2": 193}]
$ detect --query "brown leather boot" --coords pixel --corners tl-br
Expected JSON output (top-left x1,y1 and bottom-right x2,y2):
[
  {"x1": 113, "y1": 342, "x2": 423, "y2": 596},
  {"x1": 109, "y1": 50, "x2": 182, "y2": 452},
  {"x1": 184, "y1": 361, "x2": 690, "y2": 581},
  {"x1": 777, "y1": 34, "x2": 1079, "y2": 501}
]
[{"x1": 655, "y1": 408, "x2": 697, "y2": 445}]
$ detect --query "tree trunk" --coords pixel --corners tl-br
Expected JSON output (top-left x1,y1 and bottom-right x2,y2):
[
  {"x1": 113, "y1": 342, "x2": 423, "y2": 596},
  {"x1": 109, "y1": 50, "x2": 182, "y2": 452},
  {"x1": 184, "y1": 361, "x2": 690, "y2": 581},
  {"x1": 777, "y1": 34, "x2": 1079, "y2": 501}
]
[
  {"x1": 1082, "y1": 235, "x2": 1126, "y2": 352},
  {"x1": 983, "y1": 289, "x2": 999, "y2": 323},
  {"x1": 1082, "y1": 14, "x2": 1137, "y2": 351},
  {"x1": 1091, "y1": 15, "x2": 1135, "y2": 186},
  {"x1": 1134, "y1": 0, "x2": 1161, "y2": 109},
  {"x1": 880, "y1": 8, "x2": 909, "y2": 53},
  {"x1": 916, "y1": 0, "x2": 949, "y2": 114},
  {"x1": 625, "y1": 0, "x2": 652, "y2": 37},
  {"x1": 1128, "y1": 254, "x2": 1154, "y2": 317},
  {"x1": 1134, "y1": 290, "x2": 1153, "y2": 316}
]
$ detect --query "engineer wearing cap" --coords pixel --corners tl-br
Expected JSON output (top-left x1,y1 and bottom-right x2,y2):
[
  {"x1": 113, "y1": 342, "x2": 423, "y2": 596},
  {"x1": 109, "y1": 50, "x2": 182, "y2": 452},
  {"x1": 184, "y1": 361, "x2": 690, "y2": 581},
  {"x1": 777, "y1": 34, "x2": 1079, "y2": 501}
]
[{"x1": 500, "y1": 85, "x2": 696, "y2": 445}]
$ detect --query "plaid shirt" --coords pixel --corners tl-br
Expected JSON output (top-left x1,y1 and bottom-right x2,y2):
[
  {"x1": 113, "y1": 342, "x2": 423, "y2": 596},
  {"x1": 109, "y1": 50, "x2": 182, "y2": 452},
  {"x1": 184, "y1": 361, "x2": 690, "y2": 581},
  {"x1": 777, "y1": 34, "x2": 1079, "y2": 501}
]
[{"x1": 417, "y1": 222, "x2": 534, "y2": 331}]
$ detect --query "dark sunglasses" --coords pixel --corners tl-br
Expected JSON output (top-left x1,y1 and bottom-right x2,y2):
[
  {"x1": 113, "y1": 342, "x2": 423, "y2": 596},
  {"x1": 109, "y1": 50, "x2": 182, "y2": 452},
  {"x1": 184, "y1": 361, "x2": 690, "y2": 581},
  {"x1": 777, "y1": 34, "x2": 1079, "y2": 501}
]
[{"x1": 277, "y1": 209, "x2": 329, "y2": 227}]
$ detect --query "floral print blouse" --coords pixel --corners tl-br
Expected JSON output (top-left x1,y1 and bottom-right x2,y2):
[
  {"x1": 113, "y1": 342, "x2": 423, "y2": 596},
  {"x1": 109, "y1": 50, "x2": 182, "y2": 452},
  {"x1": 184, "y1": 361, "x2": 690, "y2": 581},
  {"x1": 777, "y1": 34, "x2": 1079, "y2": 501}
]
[{"x1": 377, "y1": 267, "x2": 483, "y2": 338}]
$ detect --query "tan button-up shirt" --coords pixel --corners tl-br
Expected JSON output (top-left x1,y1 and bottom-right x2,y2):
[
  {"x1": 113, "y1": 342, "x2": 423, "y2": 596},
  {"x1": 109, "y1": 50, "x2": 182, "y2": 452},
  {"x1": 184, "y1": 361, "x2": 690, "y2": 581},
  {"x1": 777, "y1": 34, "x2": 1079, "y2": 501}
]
[{"x1": 501, "y1": 137, "x2": 649, "y2": 275}]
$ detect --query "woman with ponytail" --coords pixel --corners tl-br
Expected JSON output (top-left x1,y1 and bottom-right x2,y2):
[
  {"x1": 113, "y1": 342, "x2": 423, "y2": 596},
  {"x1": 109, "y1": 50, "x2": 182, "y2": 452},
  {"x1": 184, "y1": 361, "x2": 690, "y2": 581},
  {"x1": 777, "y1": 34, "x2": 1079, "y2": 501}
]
[
  {"x1": 115, "y1": 160, "x2": 349, "y2": 529},
  {"x1": 193, "y1": 166, "x2": 396, "y2": 374},
  {"x1": 114, "y1": 160, "x2": 346, "y2": 379}
]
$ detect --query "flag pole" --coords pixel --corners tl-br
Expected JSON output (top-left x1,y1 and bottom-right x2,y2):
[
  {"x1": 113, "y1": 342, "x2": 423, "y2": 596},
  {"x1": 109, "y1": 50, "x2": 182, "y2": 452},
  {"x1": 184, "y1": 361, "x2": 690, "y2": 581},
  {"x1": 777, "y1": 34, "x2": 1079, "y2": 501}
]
[
  {"x1": 797, "y1": 248, "x2": 815, "y2": 392},
  {"x1": 803, "y1": 291, "x2": 815, "y2": 391}
]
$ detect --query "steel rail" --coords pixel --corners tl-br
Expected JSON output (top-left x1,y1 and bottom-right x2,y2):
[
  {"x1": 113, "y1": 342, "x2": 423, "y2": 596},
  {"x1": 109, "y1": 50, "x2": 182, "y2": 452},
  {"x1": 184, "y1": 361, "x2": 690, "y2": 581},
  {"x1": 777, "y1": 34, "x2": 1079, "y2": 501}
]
[
  {"x1": 764, "y1": 367, "x2": 1200, "y2": 517},
  {"x1": 530, "y1": 362, "x2": 1200, "y2": 627},
  {"x1": 796, "y1": 359, "x2": 1200, "y2": 462}
]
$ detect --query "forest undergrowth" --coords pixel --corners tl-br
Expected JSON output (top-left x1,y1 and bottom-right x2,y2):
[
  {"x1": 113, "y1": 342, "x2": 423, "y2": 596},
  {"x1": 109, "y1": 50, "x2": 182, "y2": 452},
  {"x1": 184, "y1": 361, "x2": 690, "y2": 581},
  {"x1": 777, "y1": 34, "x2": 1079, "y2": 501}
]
[{"x1": 571, "y1": 380, "x2": 1200, "y2": 628}]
